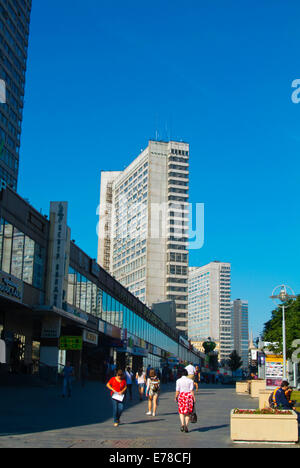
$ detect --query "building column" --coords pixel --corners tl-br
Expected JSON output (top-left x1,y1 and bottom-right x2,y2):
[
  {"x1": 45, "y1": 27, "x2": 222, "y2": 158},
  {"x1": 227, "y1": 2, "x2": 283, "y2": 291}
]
[{"x1": 39, "y1": 316, "x2": 62, "y2": 383}]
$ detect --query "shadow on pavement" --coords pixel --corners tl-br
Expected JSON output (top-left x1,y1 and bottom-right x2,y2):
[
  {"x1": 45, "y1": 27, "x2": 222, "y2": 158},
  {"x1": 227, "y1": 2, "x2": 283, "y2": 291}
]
[
  {"x1": 191, "y1": 424, "x2": 229, "y2": 432},
  {"x1": 126, "y1": 419, "x2": 166, "y2": 425},
  {"x1": 0, "y1": 381, "x2": 175, "y2": 437}
]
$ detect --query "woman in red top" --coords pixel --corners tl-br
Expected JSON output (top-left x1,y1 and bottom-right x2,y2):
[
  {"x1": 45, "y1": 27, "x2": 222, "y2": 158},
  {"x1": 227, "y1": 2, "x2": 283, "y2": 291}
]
[{"x1": 106, "y1": 369, "x2": 127, "y2": 427}]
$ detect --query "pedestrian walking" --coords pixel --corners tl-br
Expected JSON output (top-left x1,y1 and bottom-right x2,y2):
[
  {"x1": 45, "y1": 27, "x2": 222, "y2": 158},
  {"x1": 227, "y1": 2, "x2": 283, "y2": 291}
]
[
  {"x1": 185, "y1": 362, "x2": 196, "y2": 381},
  {"x1": 146, "y1": 364, "x2": 151, "y2": 379},
  {"x1": 125, "y1": 367, "x2": 134, "y2": 400},
  {"x1": 136, "y1": 367, "x2": 146, "y2": 401},
  {"x1": 145, "y1": 368, "x2": 160, "y2": 417},
  {"x1": 194, "y1": 365, "x2": 200, "y2": 391},
  {"x1": 175, "y1": 369, "x2": 196, "y2": 433},
  {"x1": 109, "y1": 359, "x2": 116, "y2": 377},
  {"x1": 106, "y1": 369, "x2": 127, "y2": 427},
  {"x1": 162, "y1": 366, "x2": 169, "y2": 384},
  {"x1": 62, "y1": 361, "x2": 74, "y2": 398}
]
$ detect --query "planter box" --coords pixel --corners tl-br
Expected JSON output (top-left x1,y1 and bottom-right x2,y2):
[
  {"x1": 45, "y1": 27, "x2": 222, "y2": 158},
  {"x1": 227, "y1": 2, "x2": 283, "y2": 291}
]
[
  {"x1": 231, "y1": 410, "x2": 299, "y2": 443},
  {"x1": 236, "y1": 381, "x2": 250, "y2": 394},
  {"x1": 249, "y1": 379, "x2": 266, "y2": 398},
  {"x1": 259, "y1": 390, "x2": 272, "y2": 410}
]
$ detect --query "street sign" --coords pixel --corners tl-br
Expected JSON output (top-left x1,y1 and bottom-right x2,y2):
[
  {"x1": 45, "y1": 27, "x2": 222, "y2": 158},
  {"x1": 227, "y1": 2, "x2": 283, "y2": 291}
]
[
  {"x1": 59, "y1": 336, "x2": 82, "y2": 351},
  {"x1": 265, "y1": 354, "x2": 287, "y2": 389}
]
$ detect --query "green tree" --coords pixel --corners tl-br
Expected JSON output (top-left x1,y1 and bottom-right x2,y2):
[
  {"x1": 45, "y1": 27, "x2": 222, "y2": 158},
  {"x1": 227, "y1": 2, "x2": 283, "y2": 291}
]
[
  {"x1": 262, "y1": 296, "x2": 300, "y2": 359},
  {"x1": 228, "y1": 350, "x2": 243, "y2": 374},
  {"x1": 202, "y1": 339, "x2": 218, "y2": 371},
  {"x1": 202, "y1": 339, "x2": 216, "y2": 354}
]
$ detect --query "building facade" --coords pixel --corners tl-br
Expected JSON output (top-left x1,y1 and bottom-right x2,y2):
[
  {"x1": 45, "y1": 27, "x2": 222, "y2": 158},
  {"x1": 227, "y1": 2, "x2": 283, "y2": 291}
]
[
  {"x1": 188, "y1": 261, "x2": 233, "y2": 362},
  {"x1": 97, "y1": 140, "x2": 190, "y2": 333},
  {"x1": 0, "y1": 187, "x2": 203, "y2": 381},
  {"x1": 231, "y1": 299, "x2": 249, "y2": 369},
  {"x1": 0, "y1": 0, "x2": 32, "y2": 190}
]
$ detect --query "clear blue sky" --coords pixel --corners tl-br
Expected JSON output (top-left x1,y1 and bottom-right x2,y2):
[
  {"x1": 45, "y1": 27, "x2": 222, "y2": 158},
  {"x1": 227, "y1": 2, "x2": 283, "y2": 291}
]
[{"x1": 18, "y1": 0, "x2": 300, "y2": 338}]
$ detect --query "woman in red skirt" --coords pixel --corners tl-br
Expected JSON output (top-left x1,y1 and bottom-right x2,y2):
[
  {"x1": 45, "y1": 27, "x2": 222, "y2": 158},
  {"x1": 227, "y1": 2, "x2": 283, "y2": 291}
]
[{"x1": 175, "y1": 369, "x2": 196, "y2": 433}]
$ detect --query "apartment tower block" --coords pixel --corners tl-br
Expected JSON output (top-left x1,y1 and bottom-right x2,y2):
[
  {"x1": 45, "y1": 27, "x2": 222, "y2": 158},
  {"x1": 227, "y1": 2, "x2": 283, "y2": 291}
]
[
  {"x1": 0, "y1": 0, "x2": 32, "y2": 190},
  {"x1": 97, "y1": 140, "x2": 189, "y2": 333},
  {"x1": 188, "y1": 261, "x2": 232, "y2": 362}
]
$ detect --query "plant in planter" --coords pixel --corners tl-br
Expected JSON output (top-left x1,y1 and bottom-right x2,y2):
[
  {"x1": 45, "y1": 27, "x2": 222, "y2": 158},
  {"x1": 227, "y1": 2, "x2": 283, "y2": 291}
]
[
  {"x1": 233, "y1": 408, "x2": 293, "y2": 415},
  {"x1": 231, "y1": 408, "x2": 299, "y2": 443}
]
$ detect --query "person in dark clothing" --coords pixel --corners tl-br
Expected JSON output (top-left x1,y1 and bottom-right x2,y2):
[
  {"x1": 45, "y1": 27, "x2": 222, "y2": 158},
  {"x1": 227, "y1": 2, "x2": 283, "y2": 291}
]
[
  {"x1": 62, "y1": 361, "x2": 74, "y2": 398},
  {"x1": 284, "y1": 385, "x2": 295, "y2": 407},
  {"x1": 269, "y1": 381, "x2": 296, "y2": 410},
  {"x1": 125, "y1": 367, "x2": 133, "y2": 400}
]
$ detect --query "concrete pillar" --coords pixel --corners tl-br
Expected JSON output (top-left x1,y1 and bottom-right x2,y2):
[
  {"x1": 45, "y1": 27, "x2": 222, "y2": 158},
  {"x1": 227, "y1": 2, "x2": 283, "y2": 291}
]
[
  {"x1": 39, "y1": 345, "x2": 59, "y2": 383},
  {"x1": 39, "y1": 316, "x2": 61, "y2": 383}
]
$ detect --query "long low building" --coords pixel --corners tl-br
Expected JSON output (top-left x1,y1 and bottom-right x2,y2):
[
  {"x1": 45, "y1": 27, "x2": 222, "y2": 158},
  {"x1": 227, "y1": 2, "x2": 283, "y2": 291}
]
[{"x1": 0, "y1": 187, "x2": 204, "y2": 382}]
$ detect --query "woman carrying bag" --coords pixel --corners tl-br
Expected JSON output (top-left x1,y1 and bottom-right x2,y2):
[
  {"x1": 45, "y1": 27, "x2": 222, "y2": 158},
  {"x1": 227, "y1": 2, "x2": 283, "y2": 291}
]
[
  {"x1": 106, "y1": 369, "x2": 127, "y2": 427},
  {"x1": 145, "y1": 368, "x2": 160, "y2": 417},
  {"x1": 175, "y1": 368, "x2": 196, "y2": 433}
]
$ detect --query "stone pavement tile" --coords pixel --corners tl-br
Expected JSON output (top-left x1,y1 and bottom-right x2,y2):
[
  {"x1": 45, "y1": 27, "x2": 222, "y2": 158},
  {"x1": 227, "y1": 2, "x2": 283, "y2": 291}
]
[
  {"x1": 0, "y1": 382, "x2": 299, "y2": 449},
  {"x1": 70, "y1": 438, "x2": 153, "y2": 448}
]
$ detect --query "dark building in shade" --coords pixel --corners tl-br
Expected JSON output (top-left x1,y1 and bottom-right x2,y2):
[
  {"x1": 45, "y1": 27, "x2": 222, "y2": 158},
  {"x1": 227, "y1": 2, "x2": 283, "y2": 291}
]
[
  {"x1": 0, "y1": 0, "x2": 32, "y2": 190},
  {"x1": 0, "y1": 187, "x2": 204, "y2": 382}
]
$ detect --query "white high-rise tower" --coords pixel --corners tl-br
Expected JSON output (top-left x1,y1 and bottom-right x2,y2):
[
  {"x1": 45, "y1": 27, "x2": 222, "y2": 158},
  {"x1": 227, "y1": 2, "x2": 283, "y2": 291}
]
[
  {"x1": 188, "y1": 261, "x2": 233, "y2": 361},
  {"x1": 97, "y1": 140, "x2": 190, "y2": 332}
]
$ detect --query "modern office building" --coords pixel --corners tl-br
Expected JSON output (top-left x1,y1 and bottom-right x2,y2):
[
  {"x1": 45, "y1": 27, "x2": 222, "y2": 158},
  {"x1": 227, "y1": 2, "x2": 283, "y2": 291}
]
[
  {"x1": 0, "y1": 0, "x2": 32, "y2": 190},
  {"x1": 97, "y1": 140, "x2": 190, "y2": 333},
  {"x1": 188, "y1": 261, "x2": 233, "y2": 362},
  {"x1": 231, "y1": 299, "x2": 249, "y2": 369},
  {"x1": 0, "y1": 186, "x2": 203, "y2": 382}
]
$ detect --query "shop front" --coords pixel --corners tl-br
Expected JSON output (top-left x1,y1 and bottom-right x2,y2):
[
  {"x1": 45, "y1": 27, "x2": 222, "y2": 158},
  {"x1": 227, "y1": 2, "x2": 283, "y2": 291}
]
[
  {"x1": 131, "y1": 345, "x2": 148, "y2": 373},
  {"x1": 0, "y1": 271, "x2": 37, "y2": 376}
]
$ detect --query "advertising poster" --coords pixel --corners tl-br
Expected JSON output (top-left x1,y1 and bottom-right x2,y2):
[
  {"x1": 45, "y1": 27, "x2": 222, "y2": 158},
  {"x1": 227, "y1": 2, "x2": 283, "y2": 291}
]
[{"x1": 265, "y1": 355, "x2": 286, "y2": 389}]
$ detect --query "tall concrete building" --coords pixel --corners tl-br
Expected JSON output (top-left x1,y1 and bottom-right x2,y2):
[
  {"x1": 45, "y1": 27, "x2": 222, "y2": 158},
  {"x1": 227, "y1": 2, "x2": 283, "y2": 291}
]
[
  {"x1": 97, "y1": 140, "x2": 189, "y2": 333},
  {"x1": 231, "y1": 299, "x2": 249, "y2": 370},
  {"x1": 188, "y1": 261, "x2": 233, "y2": 362},
  {"x1": 0, "y1": 0, "x2": 32, "y2": 190}
]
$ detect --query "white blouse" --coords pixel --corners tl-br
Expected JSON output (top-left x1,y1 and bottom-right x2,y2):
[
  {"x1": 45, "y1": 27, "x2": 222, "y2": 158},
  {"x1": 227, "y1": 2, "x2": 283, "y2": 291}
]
[
  {"x1": 176, "y1": 376, "x2": 194, "y2": 393},
  {"x1": 136, "y1": 372, "x2": 146, "y2": 384}
]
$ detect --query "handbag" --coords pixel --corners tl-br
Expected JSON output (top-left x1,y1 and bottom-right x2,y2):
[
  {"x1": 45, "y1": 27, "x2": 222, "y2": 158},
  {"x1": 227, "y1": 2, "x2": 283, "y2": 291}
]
[{"x1": 190, "y1": 404, "x2": 197, "y2": 423}]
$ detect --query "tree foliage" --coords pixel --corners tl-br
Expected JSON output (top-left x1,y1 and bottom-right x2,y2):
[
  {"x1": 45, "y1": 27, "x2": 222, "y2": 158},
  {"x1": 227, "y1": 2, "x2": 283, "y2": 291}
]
[
  {"x1": 228, "y1": 350, "x2": 243, "y2": 372},
  {"x1": 262, "y1": 296, "x2": 300, "y2": 358},
  {"x1": 202, "y1": 340, "x2": 216, "y2": 354}
]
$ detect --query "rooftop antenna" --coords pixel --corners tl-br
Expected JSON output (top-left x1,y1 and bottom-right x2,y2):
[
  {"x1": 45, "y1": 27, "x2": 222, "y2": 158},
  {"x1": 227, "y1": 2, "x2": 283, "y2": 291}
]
[
  {"x1": 155, "y1": 113, "x2": 160, "y2": 141},
  {"x1": 164, "y1": 121, "x2": 168, "y2": 141}
]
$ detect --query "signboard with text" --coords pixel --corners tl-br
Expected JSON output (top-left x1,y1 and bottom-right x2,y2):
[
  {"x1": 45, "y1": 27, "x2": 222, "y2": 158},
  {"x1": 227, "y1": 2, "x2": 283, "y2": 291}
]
[
  {"x1": 46, "y1": 202, "x2": 70, "y2": 309},
  {"x1": 41, "y1": 317, "x2": 61, "y2": 339},
  {"x1": 0, "y1": 271, "x2": 23, "y2": 303},
  {"x1": 59, "y1": 336, "x2": 83, "y2": 351},
  {"x1": 83, "y1": 330, "x2": 98, "y2": 346},
  {"x1": 265, "y1": 355, "x2": 286, "y2": 389}
]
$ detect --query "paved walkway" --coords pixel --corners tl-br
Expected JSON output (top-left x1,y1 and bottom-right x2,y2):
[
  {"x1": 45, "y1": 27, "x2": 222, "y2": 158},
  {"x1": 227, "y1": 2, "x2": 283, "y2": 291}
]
[{"x1": 0, "y1": 380, "x2": 299, "y2": 448}]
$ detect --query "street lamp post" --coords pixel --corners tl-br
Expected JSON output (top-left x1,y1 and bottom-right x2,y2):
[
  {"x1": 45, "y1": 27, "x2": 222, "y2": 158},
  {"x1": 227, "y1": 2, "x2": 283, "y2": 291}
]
[{"x1": 270, "y1": 285, "x2": 297, "y2": 381}]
